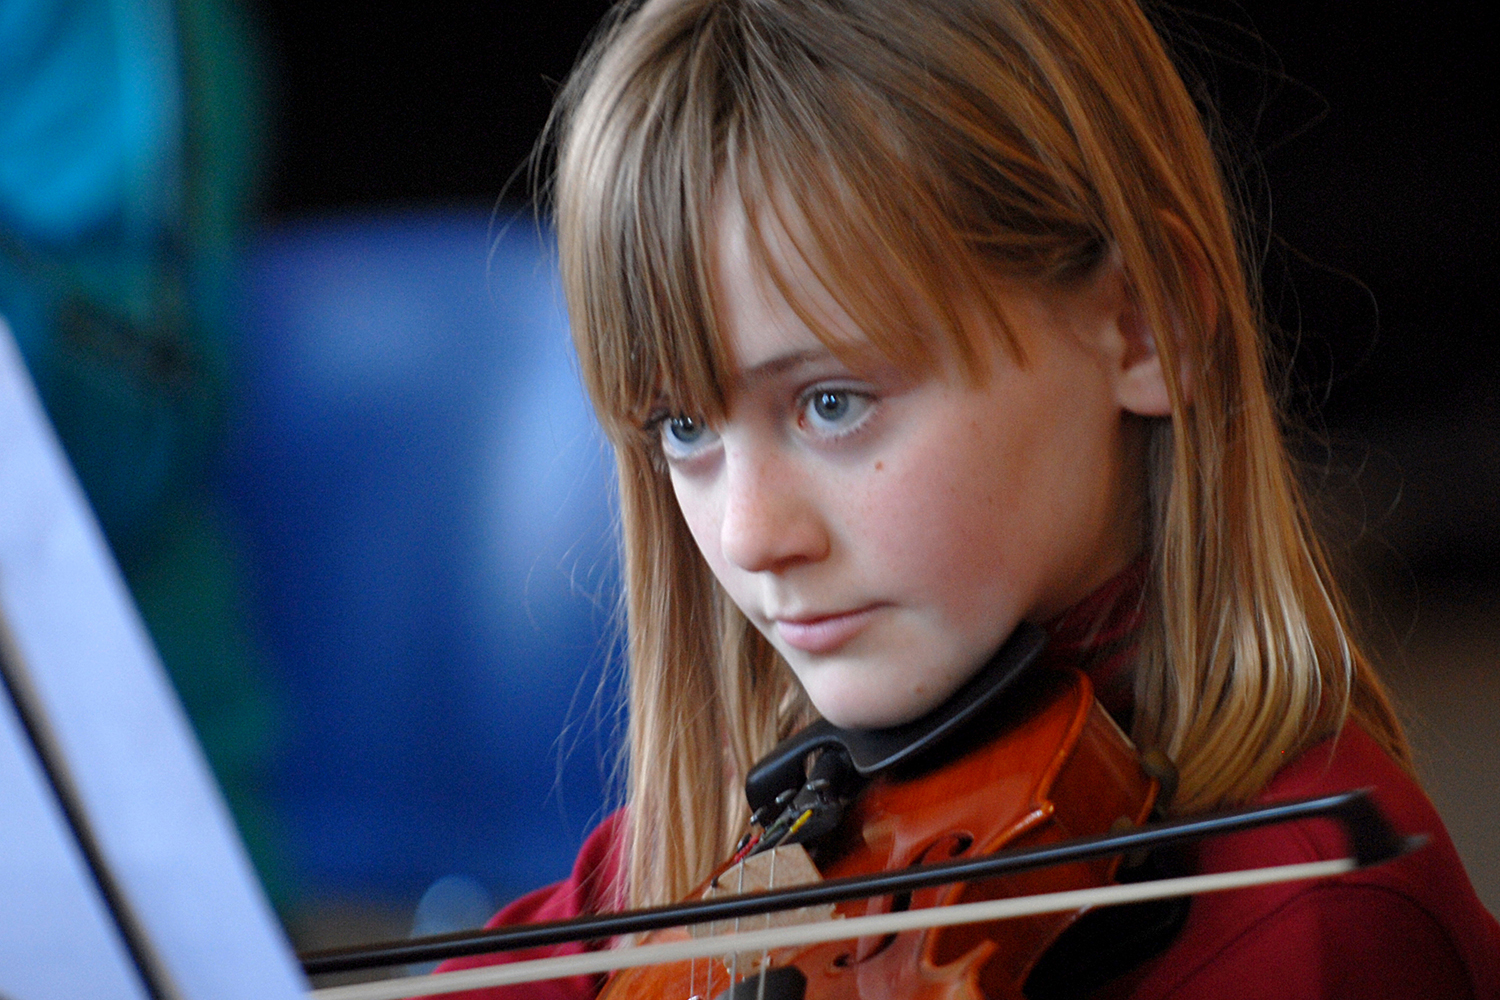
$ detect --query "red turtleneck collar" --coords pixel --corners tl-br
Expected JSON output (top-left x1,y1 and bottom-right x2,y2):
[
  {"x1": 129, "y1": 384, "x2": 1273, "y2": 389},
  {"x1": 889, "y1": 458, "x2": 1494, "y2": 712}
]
[{"x1": 1037, "y1": 556, "x2": 1148, "y2": 726}]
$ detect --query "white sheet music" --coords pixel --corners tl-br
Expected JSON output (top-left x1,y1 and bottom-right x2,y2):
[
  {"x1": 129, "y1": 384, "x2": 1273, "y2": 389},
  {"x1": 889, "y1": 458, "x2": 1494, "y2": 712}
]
[
  {"x1": 0, "y1": 685, "x2": 148, "y2": 1000},
  {"x1": 0, "y1": 317, "x2": 306, "y2": 1000}
]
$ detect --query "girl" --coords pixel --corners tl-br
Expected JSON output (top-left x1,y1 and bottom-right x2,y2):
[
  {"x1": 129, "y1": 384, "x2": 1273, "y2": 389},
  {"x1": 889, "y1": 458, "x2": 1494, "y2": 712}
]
[{"x1": 439, "y1": 0, "x2": 1500, "y2": 995}]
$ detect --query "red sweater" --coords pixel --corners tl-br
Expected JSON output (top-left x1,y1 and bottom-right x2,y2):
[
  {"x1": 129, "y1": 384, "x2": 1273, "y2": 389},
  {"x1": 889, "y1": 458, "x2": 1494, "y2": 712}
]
[{"x1": 1098, "y1": 722, "x2": 1500, "y2": 999}]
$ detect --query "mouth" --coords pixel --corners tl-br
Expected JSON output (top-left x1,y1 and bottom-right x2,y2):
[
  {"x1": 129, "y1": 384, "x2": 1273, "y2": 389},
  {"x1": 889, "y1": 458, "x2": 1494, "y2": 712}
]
[{"x1": 771, "y1": 606, "x2": 883, "y2": 654}]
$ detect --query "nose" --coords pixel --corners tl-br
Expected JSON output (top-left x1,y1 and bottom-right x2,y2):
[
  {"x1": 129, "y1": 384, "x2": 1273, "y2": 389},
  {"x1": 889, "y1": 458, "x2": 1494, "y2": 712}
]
[{"x1": 719, "y1": 447, "x2": 830, "y2": 574}]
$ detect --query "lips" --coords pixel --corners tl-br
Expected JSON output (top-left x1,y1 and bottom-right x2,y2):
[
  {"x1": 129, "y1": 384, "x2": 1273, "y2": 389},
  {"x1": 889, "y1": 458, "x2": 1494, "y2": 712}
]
[{"x1": 772, "y1": 606, "x2": 882, "y2": 654}]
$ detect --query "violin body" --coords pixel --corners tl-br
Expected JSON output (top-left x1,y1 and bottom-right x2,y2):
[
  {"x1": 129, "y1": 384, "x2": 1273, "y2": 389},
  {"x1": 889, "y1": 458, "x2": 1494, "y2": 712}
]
[{"x1": 600, "y1": 667, "x2": 1158, "y2": 1000}]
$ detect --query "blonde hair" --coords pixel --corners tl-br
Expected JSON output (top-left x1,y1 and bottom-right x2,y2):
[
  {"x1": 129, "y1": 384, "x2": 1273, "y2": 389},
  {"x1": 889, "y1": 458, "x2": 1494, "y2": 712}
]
[{"x1": 547, "y1": 0, "x2": 1407, "y2": 909}]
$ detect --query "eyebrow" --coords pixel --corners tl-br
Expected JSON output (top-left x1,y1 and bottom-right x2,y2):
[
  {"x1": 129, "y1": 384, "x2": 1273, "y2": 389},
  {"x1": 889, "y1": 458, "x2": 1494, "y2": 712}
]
[{"x1": 738, "y1": 347, "x2": 843, "y2": 386}]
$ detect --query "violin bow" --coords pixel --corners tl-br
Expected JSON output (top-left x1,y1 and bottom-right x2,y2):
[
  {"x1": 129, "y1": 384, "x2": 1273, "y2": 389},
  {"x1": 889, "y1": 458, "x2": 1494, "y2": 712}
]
[{"x1": 300, "y1": 788, "x2": 1422, "y2": 1000}]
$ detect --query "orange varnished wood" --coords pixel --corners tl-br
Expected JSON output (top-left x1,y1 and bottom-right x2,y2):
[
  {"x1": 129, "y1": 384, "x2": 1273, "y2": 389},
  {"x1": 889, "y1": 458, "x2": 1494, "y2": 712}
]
[{"x1": 600, "y1": 667, "x2": 1157, "y2": 999}]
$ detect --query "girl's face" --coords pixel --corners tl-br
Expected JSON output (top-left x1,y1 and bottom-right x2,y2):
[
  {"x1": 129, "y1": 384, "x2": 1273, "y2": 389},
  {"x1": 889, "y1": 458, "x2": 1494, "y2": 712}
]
[{"x1": 660, "y1": 209, "x2": 1167, "y2": 729}]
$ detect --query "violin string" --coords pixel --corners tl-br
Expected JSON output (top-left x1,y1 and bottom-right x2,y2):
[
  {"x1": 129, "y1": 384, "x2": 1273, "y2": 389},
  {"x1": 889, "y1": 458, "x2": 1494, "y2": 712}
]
[
  {"x1": 730, "y1": 852, "x2": 746, "y2": 991},
  {"x1": 687, "y1": 865, "x2": 701, "y2": 1000},
  {"x1": 756, "y1": 847, "x2": 778, "y2": 1000}
]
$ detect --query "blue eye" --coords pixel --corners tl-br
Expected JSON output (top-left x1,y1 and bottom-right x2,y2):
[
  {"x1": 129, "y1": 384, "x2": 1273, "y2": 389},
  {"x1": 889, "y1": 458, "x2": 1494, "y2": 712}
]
[
  {"x1": 813, "y1": 391, "x2": 850, "y2": 421},
  {"x1": 799, "y1": 388, "x2": 873, "y2": 437},
  {"x1": 659, "y1": 414, "x2": 719, "y2": 459},
  {"x1": 666, "y1": 415, "x2": 703, "y2": 443}
]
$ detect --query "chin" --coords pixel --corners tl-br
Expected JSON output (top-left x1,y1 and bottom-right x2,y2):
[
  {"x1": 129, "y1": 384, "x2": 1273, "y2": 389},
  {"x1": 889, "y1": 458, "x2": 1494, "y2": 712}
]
[
  {"x1": 793, "y1": 649, "x2": 977, "y2": 731},
  {"x1": 809, "y1": 686, "x2": 943, "y2": 732}
]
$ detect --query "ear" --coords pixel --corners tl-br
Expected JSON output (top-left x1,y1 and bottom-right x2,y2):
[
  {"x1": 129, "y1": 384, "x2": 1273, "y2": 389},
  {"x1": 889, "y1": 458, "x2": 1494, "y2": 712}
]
[
  {"x1": 1112, "y1": 295, "x2": 1173, "y2": 417},
  {"x1": 1090, "y1": 251, "x2": 1171, "y2": 418},
  {"x1": 1110, "y1": 214, "x2": 1217, "y2": 417}
]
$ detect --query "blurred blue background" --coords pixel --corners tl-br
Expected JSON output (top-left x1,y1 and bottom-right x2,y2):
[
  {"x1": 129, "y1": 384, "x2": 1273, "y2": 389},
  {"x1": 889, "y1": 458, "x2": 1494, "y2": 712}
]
[
  {"x1": 2, "y1": 0, "x2": 623, "y2": 945},
  {"x1": 222, "y1": 209, "x2": 621, "y2": 916}
]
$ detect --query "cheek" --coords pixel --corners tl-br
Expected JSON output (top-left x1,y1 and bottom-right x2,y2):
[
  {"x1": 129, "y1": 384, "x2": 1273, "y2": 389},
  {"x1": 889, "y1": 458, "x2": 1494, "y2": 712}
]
[
  {"x1": 668, "y1": 473, "x2": 726, "y2": 574},
  {"x1": 849, "y1": 393, "x2": 1091, "y2": 624},
  {"x1": 852, "y1": 434, "x2": 1026, "y2": 591}
]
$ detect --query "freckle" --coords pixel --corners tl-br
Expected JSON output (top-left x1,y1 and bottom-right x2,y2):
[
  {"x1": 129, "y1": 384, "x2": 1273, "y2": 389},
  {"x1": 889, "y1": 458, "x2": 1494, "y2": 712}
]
[{"x1": 874, "y1": 460, "x2": 884, "y2": 471}]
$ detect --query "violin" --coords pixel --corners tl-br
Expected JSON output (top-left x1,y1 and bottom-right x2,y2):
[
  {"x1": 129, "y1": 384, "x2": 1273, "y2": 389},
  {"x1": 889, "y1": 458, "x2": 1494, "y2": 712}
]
[
  {"x1": 300, "y1": 627, "x2": 1414, "y2": 1000},
  {"x1": 597, "y1": 622, "x2": 1160, "y2": 1000}
]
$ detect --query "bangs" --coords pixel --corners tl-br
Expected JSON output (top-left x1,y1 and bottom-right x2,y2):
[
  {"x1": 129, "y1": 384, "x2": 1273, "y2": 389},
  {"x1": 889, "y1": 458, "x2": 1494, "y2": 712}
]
[{"x1": 554, "y1": 0, "x2": 1110, "y2": 444}]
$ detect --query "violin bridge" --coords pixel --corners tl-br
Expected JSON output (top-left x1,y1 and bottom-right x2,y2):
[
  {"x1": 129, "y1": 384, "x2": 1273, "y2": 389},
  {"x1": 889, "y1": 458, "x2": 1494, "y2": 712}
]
[{"x1": 693, "y1": 843, "x2": 837, "y2": 974}]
